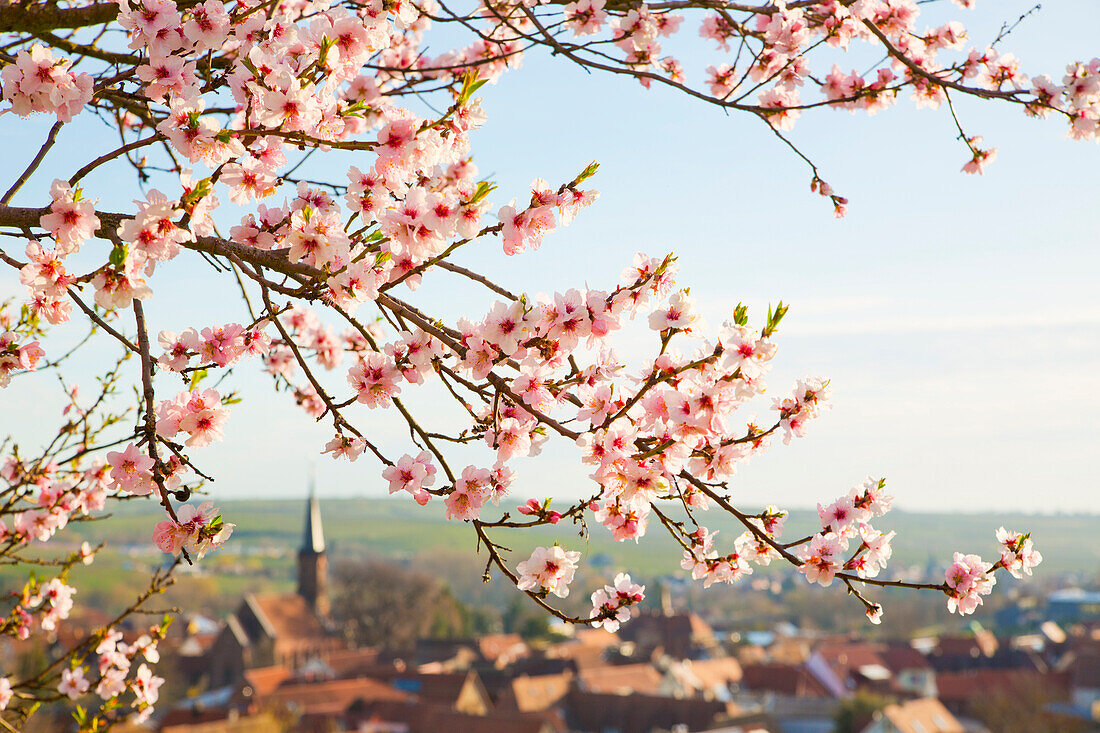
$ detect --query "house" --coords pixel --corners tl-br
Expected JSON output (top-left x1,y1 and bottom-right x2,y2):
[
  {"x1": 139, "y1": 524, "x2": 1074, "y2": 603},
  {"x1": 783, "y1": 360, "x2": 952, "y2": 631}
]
[
  {"x1": 577, "y1": 662, "x2": 664, "y2": 695},
  {"x1": 253, "y1": 675, "x2": 411, "y2": 716},
  {"x1": 807, "y1": 641, "x2": 891, "y2": 696},
  {"x1": 860, "y1": 698, "x2": 964, "y2": 733},
  {"x1": 478, "y1": 633, "x2": 530, "y2": 668},
  {"x1": 738, "y1": 663, "x2": 832, "y2": 699},
  {"x1": 346, "y1": 700, "x2": 566, "y2": 733},
  {"x1": 617, "y1": 610, "x2": 717, "y2": 659},
  {"x1": 499, "y1": 672, "x2": 574, "y2": 712},
  {"x1": 663, "y1": 657, "x2": 744, "y2": 700},
  {"x1": 360, "y1": 669, "x2": 493, "y2": 714},
  {"x1": 878, "y1": 645, "x2": 937, "y2": 698},
  {"x1": 933, "y1": 669, "x2": 1070, "y2": 716},
  {"x1": 735, "y1": 662, "x2": 836, "y2": 728},
  {"x1": 1047, "y1": 589, "x2": 1100, "y2": 624},
  {"x1": 240, "y1": 665, "x2": 292, "y2": 698},
  {"x1": 567, "y1": 689, "x2": 732, "y2": 733},
  {"x1": 205, "y1": 488, "x2": 345, "y2": 687},
  {"x1": 320, "y1": 646, "x2": 384, "y2": 678},
  {"x1": 541, "y1": 628, "x2": 621, "y2": 671},
  {"x1": 1067, "y1": 651, "x2": 1100, "y2": 711},
  {"x1": 924, "y1": 632, "x2": 998, "y2": 672}
]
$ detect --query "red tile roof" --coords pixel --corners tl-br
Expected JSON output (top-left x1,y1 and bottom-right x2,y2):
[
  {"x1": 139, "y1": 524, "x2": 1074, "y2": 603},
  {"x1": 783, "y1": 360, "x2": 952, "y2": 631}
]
[
  {"x1": 478, "y1": 633, "x2": 529, "y2": 664},
  {"x1": 681, "y1": 657, "x2": 744, "y2": 693},
  {"x1": 934, "y1": 669, "x2": 1069, "y2": 705},
  {"x1": 876, "y1": 698, "x2": 964, "y2": 733},
  {"x1": 739, "y1": 663, "x2": 832, "y2": 697},
  {"x1": 577, "y1": 662, "x2": 663, "y2": 695},
  {"x1": 814, "y1": 641, "x2": 889, "y2": 682},
  {"x1": 933, "y1": 632, "x2": 998, "y2": 659},
  {"x1": 572, "y1": 628, "x2": 621, "y2": 648},
  {"x1": 242, "y1": 665, "x2": 291, "y2": 697},
  {"x1": 567, "y1": 690, "x2": 726, "y2": 733},
  {"x1": 247, "y1": 593, "x2": 329, "y2": 643},
  {"x1": 256, "y1": 676, "x2": 411, "y2": 714},
  {"x1": 349, "y1": 701, "x2": 562, "y2": 733},
  {"x1": 320, "y1": 647, "x2": 383, "y2": 677},
  {"x1": 505, "y1": 672, "x2": 573, "y2": 711},
  {"x1": 879, "y1": 645, "x2": 933, "y2": 674},
  {"x1": 357, "y1": 669, "x2": 485, "y2": 708}
]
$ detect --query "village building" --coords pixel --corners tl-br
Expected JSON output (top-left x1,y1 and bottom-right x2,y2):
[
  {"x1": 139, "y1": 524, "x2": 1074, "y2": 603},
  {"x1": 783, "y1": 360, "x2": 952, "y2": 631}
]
[
  {"x1": 860, "y1": 698, "x2": 964, "y2": 733},
  {"x1": 205, "y1": 488, "x2": 345, "y2": 687}
]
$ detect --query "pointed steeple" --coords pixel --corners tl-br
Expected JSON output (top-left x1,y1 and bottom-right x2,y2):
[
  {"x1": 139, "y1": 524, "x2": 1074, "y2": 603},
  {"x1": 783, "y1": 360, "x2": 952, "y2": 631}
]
[
  {"x1": 301, "y1": 472, "x2": 325, "y2": 554},
  {"x1": 297, "y1": 469, "x2": 329, "y2": 616}
]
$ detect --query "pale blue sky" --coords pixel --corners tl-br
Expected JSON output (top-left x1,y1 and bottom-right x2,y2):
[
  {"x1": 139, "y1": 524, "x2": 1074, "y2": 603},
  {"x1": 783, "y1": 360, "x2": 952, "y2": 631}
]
[{"x1": 1, "y1": 0, "x2": 1097, "y2": 513}]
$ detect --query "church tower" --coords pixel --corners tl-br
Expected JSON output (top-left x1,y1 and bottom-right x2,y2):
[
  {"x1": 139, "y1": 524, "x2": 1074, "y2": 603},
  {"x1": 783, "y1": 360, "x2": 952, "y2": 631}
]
[{"x1": 297, "y1": 480, "x2": 329, "y2": 617}]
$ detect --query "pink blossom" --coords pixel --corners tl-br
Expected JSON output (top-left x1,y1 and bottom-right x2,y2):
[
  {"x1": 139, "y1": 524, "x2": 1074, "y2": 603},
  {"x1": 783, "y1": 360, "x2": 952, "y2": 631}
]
[
  {"x1": 323, "y1": 434, "x2": 366, "y2": 461},
  {"x1": 995, "y1": 527, "x2": 1042, "y2": 579},
  {"x1": 106, "y1": 444, "x2": 155, "y2": 495},
  {"x1": 153, "y1": 501, "x2": 233, "y2": 558},
  {"x1": 39, "y1": 180, "x2": 100, "y2": 254},
  {"x1": 944, "y1": 552, "x2": 997, "y2": 615},
  {"x1": 961, "y1": 137, "x2": 998, "y2": 175},
  {"x1": 59, "y1": 667, "x2": 89, "y2": 700},
  {"x1": 590, "y1": 572, "x2": 645, "y2": 631},
  {"x1": 796, "y1": 532, "x2": 845, "y2": 586},
  {"x1": 564, "y1": 0, "x2": 607, "y2": 35},
  {"x1": 1, "y1": 45, "x2": 93, "y2": 122},
  {"x1": 516, "y1": 545, "x2": 581, "y2": 598},
  {"x1": 382, "y1": 452, "x2": 436, "y2": 500},
  {"x1": 348, "y1": 352, "x2": 401, "y2": 407},
  {"x1": 156, "y1": 388, "x2": 230, "y2": 447},
  {"x1": 132, "y1": 664, "x2": 164, "y2": 707}
]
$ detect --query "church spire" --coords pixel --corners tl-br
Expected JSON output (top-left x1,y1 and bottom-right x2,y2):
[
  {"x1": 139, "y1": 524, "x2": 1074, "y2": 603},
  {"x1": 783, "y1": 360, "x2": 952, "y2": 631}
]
[
  {"x1": 301, "y1": 471, "x2": 325, "y2": 554},
  {"x1": 297, "y1": 470, "x2": 329, "y2": 616}
]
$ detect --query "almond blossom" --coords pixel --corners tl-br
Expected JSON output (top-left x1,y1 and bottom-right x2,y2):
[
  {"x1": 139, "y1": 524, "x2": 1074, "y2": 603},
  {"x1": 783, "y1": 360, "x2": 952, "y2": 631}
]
[
  {"x1": 0, "y1": 45, "x2": 93, "y2": 122},
  {"x1": 945, "y1": 552, "x2": 997, "y2": 616},
  {"x1": 516, "y1": 545, "x2": 581, "y2": 598},
  {"x1": 59, "y1": 667, "x2": 90, "y2": 700},
  {"x1": 796, "y1": 532, "x2": 846, "y2": 587},
  {"x1": 995, "y1": 527, "x2": 1043, "y2": 579},
  {"x1": 152, "y1": 501, "x2": 234, "y2": 558},
  {"x1": 105, "y1": 444, "x2": 155, "y2": 496},
  {"x1": 39, "y1": 180, "x2": 100, "y2": 254},
  {"x1": 589, "y1": 573, "x2": 645, "y2": 631},
  {"x1": 381, "y1": 452, "x2": 436, "y2": 504}
]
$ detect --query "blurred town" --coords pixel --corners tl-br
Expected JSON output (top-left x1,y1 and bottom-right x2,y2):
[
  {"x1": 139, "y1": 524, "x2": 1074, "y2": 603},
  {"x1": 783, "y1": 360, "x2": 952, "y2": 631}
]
[{"x1": 4, "y1": 492, "x2": 1099, "y2": 733}]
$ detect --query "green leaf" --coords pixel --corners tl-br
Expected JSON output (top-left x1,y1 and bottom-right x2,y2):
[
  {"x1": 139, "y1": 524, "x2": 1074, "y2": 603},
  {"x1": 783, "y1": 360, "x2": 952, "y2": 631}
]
[
  {"x1": 732, "y1": 303, "x2": 749, "y2": 327},
  {"x1": 189, "y1": 368, "x2": 208, "y2": 390},
  {"x1": 467, "y1": 180, "x2": 497, "y2": 205},
  {"x1": 573, "y1": 161, "x2": 600, "y2": 185},
  {"x1": 108, "y1": 244, "x2": 128, "y2": 270},
  {"x1": 762, "y1": 300, "x2": 789, "y2": 337},
  {"x1": 457, "y1": 71, "x2": 488, "y2": 105}
]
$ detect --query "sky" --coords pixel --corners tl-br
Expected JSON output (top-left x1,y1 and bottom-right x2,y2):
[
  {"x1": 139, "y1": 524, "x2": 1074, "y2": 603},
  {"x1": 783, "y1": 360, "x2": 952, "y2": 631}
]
[{"x1": 1, "y1": 0, "x2": 1098, "y2": 514}]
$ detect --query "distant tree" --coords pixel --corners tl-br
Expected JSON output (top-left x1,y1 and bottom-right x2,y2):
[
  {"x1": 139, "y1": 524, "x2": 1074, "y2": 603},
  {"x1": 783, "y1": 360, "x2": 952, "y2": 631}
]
[
  {"x1": 834, "y1": 690, "x2": 895, "y2": 733},
  {"x1": 968, "y1": 678, "x2": 1085, "y2": 733},
  {"x1": 503, "y1": 594, "x2": 563, "y2": 642},
  {"x1": 331, "y1": 559, "x2": 470, "y2": 650}
]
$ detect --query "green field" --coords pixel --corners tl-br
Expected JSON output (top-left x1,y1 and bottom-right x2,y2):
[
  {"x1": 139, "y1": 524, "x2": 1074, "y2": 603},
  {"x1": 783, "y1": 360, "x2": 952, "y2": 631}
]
[
  {"x1": 61, "y1": 497, "x2": 1100, "y2": 574},
  {"x1": 5, "y1": 498, "x2": 1096, "y2": 624}
]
